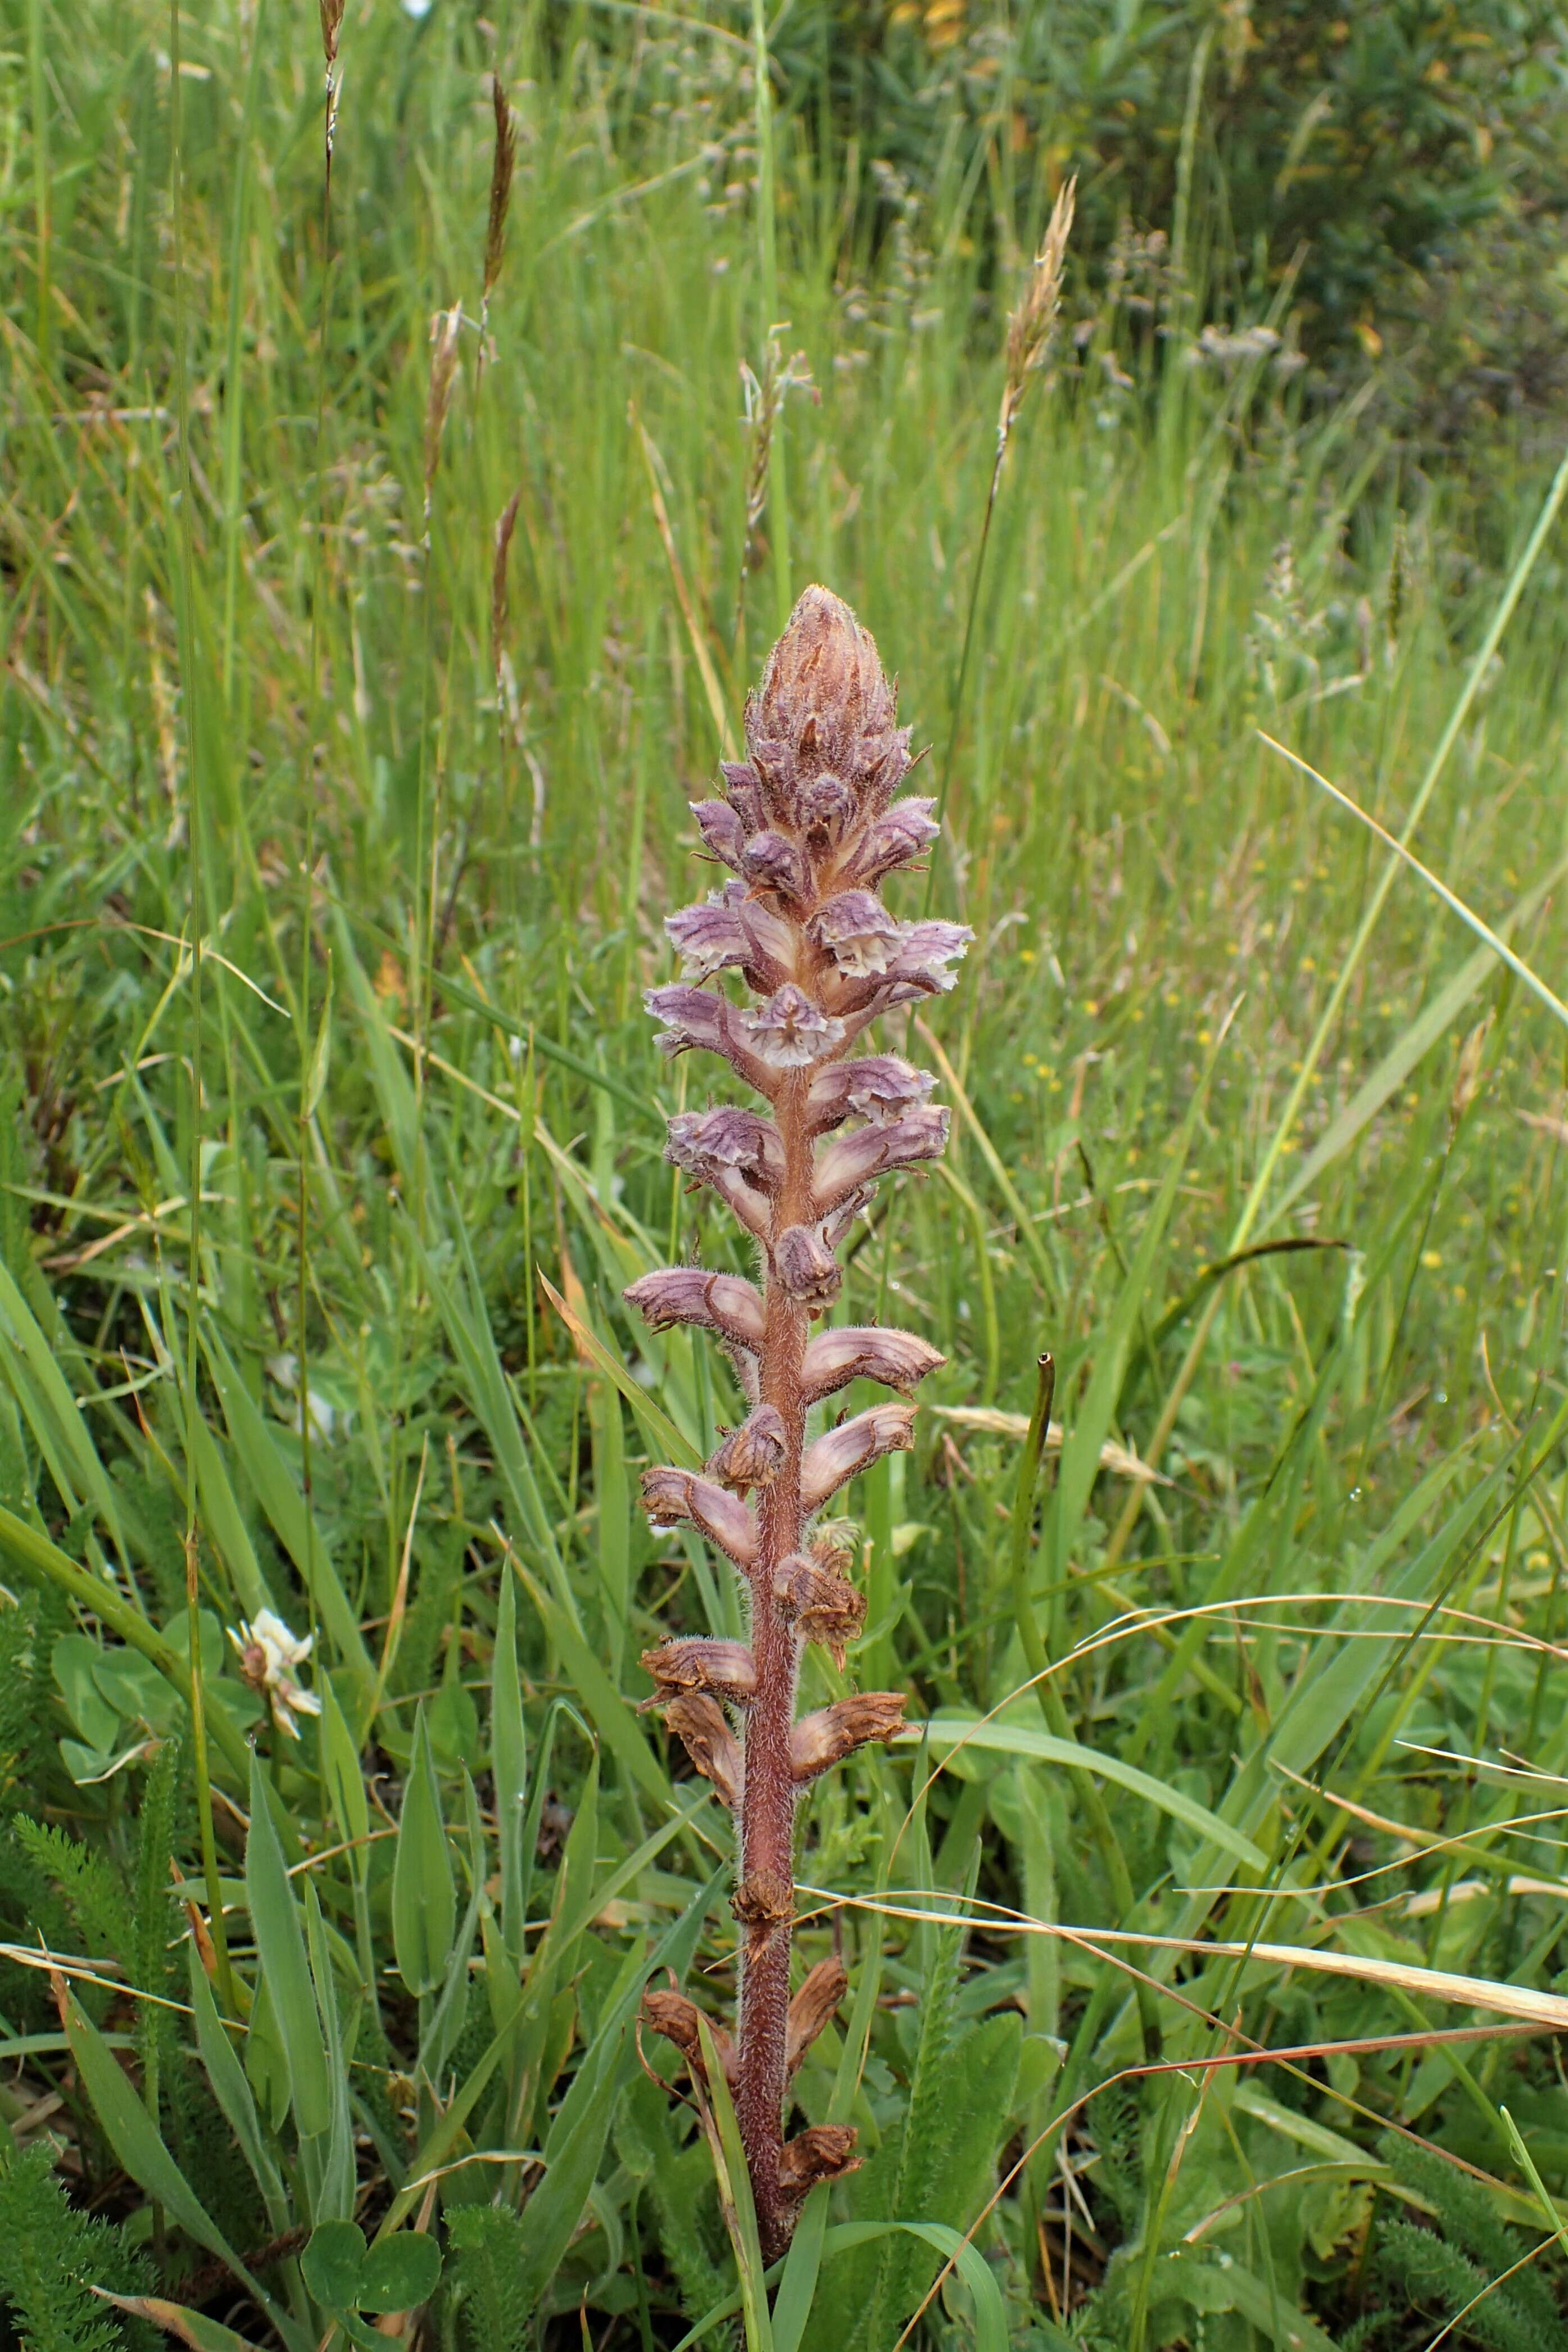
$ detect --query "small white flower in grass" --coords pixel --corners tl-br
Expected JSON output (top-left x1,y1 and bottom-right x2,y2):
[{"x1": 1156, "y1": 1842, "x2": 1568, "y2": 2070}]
[{"x1": 229, "y1": 1608, "x2": 322, "y2": 1738}]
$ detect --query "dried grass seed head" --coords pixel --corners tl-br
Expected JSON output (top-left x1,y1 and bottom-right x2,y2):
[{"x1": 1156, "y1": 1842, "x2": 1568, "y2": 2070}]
[
  {"x1": 1000, "y1": 175, "x2": 1077, "y2": 442},
  {"x1": 484, "y1": 76, "x2": 518, "y2": 303}
]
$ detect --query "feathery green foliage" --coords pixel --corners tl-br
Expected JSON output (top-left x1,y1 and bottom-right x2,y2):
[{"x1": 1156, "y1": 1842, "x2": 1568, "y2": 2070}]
[{"x1": 0, "y1": 2141, "x2": 151, "y2": 2352}]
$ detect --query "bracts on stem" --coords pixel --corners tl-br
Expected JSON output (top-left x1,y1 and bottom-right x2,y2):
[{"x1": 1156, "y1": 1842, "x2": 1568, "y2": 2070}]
[{"x1": 629, "y1": 587, "x2": 969, "y2": 2260}]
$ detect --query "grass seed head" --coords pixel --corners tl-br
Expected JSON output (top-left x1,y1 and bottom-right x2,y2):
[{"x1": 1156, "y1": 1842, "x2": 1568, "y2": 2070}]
[
  {"x1": 1000, "y1": 174, "x2": 1077, "y2": 444},
  {"x1": 423, "y1": 305, "x2": 463, "y2": 524},
  {"x1": 484, "y1": 76, "x2": 518, "y2": 305}
]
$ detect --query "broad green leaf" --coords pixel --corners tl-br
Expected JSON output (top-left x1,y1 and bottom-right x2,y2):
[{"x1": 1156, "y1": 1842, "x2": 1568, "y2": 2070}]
[
  {"x1": 0, "y1": 1502, "x2": 252, "y2": 1784},
  {"x1": 673, "y1": 2220, "x2": 1009, "y2": 2352},
  {"x1": 392, "y1": 1702, "x2": 455, "y2": 1998},
  {"x1": 245, "y1": 1749, "x2": 332, "y2": 2137},
  {"x1": 301, "y1": 2220, "x2": 368, "y2": 2310},
  {"x1": 357, "y1": 2234, "x2": 442, "y2": 2313}
]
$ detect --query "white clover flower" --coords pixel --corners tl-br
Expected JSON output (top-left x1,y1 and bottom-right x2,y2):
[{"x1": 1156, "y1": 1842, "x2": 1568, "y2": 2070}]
[{"x1": 229, "y1": 1608, "x2": 323, "y2": 1739}]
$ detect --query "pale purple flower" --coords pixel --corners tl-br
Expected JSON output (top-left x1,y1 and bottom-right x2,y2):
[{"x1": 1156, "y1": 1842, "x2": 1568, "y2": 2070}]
[
  {"x1": 666, "y1": 1107, "x2": 785, "y2": 1190},
  {"x1": 813, "y1": 1104, "x2": 950, "y2": 1213},
  {"x1": 710, "y1": 1404, "x2": 789, "y2": 1492},
  {"x1": 740, "y1": 830, "x2": 810, "y2": 901},
  {"x1": 738, "y1": 984, "x2": 846, "y2": 1070},
  {"x1": 881, "y1": 919, "x2": 973, "y2": 997},
  {"x1": 640, "y1": 1466, "x2": 758, "y2": 1568},
  {"x1": 773, "y1": 1222, "x2": 842, "y2": 1308},
  {"x1": 797, "y1": 772, "x2": 857, "y2": 839},
  {"x1": 624, "y1": 1267, "x2": 765, "y2": 1351},
  {"x1": 800, "y1": 1326, "x2": 945, "y2": 1404},
  {"x1": 843, "y1": 797, "x2": 939, "y2": 885},
  {"x1": 808, "y1": 890, "x2": 903, "y2": 978},
  {"x1": 800, "y1": 1402, "x2": 916, "y2": 1510},
  {"x1": 805, "y1": 1054, "x2": 935, "y2": 1134},
  {"x1": 690, "y1": 798, "x2": 747, "y2": 870},
  {"x1": 666, "y1": 895, "x2": 753, "y2": 980}
]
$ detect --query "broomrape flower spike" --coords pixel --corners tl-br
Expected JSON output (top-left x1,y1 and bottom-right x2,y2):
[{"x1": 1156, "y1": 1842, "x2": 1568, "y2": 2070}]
[
  {"x1": 629, "y1": 586, "x2": 969, "y2": 2260},
  {"x1": 228, "y1": 1609, "x2": 322, "y2": 1739}
]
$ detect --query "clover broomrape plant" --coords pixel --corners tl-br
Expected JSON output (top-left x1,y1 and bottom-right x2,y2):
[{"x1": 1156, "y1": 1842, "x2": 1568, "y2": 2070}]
[{"x1": 626, "y1": 586, "x2": 971, "y2": 2260}]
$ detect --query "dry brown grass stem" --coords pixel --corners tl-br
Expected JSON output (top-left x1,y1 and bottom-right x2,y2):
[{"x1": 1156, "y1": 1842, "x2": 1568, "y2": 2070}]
[{"x1": 999, "y1": 175, "x2": 1077, "y2": 449}]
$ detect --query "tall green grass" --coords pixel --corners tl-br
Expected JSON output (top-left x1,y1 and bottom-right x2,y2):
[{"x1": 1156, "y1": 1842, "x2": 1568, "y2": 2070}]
[{"x1": 2, "y1": 3, "x2": 1568, "y2": 2346}]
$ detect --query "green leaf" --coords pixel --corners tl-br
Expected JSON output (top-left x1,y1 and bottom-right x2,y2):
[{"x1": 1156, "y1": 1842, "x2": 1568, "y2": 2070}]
[
  {"x1": 185, "y1": 1409, "x2": 273, "y2": 1620},
  {"x1": 64, "y1": 1994, "x2": 252, "y2": 2288},
  {"x1": 392, "y1": 1702, "x2": 455, "y2": 1998},
  {"x1": 301, "y1": 2220, "x2": 368, "y2": 2310},
  {"x1": 492, "y1": 1569, "x2": 528, "y2": 1968},
  {"x1": 671, "y1": 2220, "x2": 1010, "y2": 2352},
  {"x1": 93, "y1": 2293, "x2": 270, "y2": 2352},
  {"x1": 357, "y1": 2234, "x2": 442, "y2": 2314},
  {"x1": 509, "y1": 1558, "x2": 670, "y2": 1807},
  {"x1": 319, "y1": 1674, "x2": 369, "y2": 1854},
  {"x1": 202, "y1": 1328, "x2": 374, "y2": 1692},
  {"x1": 187, "y1": 1944, "x2": 287, "y2": 2226},
  {"x1": 305, "y1": 953, "x2": 334, "y2": 1118},
  {"x1": 914, "y1": 1715, "x2": 1268, "y2": 1870},
  {"x1": 697, "y1": 2014, "x2": 773, "y2": 2352},
  {"x1": 245, "y1": 1749, "x2": 333, "y2": 2138}
]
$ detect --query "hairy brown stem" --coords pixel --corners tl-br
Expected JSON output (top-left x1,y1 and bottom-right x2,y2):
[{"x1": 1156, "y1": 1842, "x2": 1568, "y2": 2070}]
[{"x1": 736, "y1": 1073, "x2": 810, "y2": 2257}]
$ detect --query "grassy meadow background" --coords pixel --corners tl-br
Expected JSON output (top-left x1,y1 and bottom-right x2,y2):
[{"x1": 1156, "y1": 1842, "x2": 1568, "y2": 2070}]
[{"x1": 6, "y1": 1, "x2": 1568, "y2": 2345}]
